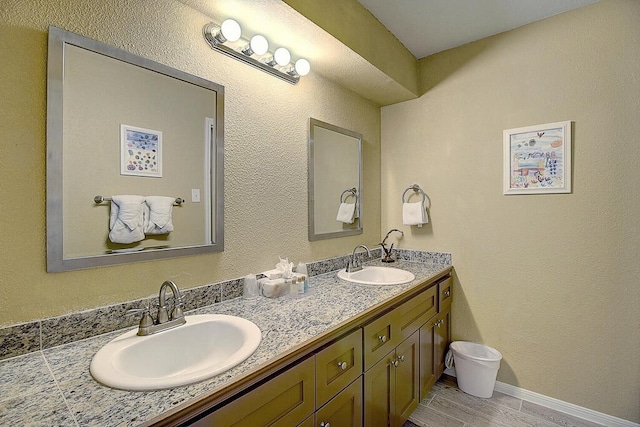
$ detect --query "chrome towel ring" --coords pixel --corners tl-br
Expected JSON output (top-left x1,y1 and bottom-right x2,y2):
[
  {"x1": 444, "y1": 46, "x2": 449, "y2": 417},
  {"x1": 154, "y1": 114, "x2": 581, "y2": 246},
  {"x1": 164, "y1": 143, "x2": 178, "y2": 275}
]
[
  {"x1": 340, "y1": 187, "x2": 358, "y2": 203},
  {"x1": 401, "y1": 184, "x2": 426, "y2": 203}
]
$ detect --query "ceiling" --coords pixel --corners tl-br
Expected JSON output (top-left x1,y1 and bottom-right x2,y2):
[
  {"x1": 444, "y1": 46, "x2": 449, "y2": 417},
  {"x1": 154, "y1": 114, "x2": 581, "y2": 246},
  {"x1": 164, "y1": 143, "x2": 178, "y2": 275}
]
[
  {"x1": 179, "y1": 0, "x2": 601, "y2": 106},
  {"x1": 357, "y1": 0, "x2": 600, "y2": 58}
]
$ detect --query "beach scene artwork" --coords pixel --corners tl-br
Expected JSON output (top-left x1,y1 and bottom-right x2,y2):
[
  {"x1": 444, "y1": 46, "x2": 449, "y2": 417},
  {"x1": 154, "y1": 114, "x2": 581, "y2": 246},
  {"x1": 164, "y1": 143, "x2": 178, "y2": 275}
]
[
  {"x1": 120, "y1": 124, "x2": 162, "y2": 177},
  {"x1": 504, "y1": 121, "x2": 571, "y2": 194}
]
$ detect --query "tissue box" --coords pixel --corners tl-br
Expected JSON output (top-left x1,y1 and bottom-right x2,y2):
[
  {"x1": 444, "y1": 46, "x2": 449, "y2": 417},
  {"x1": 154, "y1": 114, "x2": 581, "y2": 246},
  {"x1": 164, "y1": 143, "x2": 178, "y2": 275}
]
[
  {"x1": 261, "y1": 269, "x2": 283, "y2": 280},
  {"x1": 260, "y1": 278, "x2": 288, "y2": 298}
]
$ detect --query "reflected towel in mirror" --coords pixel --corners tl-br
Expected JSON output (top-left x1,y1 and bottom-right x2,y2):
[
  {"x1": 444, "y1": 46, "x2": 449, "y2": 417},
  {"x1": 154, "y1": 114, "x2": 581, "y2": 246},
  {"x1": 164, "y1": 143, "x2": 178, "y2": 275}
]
[
  {"x1": 144, "y1": 196, "x2": 175, "y2": 235},
  {"x1": 336, "y1": 202, "x2": 357, "y2": 224},
  {"x1": 402, "y1": 201, "x2": 428, "y2": 226},
  {"x1": 109, "y1": 195, "x2": 145, "y2": 243}
]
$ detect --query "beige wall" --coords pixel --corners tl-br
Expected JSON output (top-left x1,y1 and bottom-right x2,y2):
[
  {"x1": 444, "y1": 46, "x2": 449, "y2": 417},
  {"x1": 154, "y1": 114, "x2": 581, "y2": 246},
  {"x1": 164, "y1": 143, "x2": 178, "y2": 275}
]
[
  {"x1": 381, "y1": 0, "x2": 639, "y2": 422},
  {"x1": 0, "y1": 0, "x2": 381, "y2": 324}
]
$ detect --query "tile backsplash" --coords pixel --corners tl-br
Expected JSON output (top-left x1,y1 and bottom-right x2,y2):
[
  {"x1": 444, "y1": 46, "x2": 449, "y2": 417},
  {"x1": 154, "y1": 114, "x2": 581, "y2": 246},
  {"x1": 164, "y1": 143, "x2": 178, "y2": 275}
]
[{"x1": 0, "y1": 249, "x2": 450, "y2": 360}]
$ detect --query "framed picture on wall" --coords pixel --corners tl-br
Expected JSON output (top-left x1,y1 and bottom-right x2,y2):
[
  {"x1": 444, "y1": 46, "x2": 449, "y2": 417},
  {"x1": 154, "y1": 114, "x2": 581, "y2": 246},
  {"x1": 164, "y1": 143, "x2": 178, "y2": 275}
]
[
  {"x1": 503, "y1": 121, "x2": 572, "y2": 195},
  {"x1": 120, "y1": 124, "x2": 162, "y2": 178}
]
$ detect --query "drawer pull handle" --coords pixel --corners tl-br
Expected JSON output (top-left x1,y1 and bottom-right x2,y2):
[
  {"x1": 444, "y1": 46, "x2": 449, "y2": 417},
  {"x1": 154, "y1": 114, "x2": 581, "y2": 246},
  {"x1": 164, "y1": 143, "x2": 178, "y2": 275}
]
[
  {"x1": 443, "y1": 290, "x2": 450, "y2": 297},
  {"x1": 320, "y1": 423, "x2": 330, "y2": 427},
  {"x1": 378, "y1": 335, "x2": 387, "y2": 343},
  {"x1": 337, "y1": 361, "x2": 347, "y2": 370},
  {"x1": 398, "y1": 355, "x2": 405, "y2": 363},
  {"x1": 392, "y1": 359, "x2": 399, "y2": 367}
]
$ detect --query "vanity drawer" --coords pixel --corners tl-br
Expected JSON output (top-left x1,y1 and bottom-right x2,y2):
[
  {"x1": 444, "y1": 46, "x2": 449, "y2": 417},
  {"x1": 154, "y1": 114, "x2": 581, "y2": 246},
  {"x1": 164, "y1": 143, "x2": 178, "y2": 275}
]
[
  {"x1": 363, "y1": 308, "x2": 401, "y2": 371},
  {"x1": 316, "y1": 329, "x2": 363, "y2": 407},
  {"x1": 439, "y1": 277, "x2": 452, "y2": 311},
  {"x1": 196, "y1": 356, "x2": 315, "y2": 426},
  {"x1": 397, "y1": 285, "x2": 438, "y2": 341}
]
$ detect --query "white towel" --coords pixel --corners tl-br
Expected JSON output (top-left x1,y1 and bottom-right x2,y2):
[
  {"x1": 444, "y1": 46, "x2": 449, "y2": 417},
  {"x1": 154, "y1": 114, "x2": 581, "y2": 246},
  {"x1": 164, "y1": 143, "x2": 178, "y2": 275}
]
[
  {"x1": 144, "y1": 196, "x2": 175, "y2": 235},
  {"x1": 402, "y1": 201, "x2": 428, "y2": 226},
  {"x1": 336, "y1": 202, "x2": 357, "y2": 224},
  {"x1": 109, "y1": 195, "x2": 145, "y2": 244}
]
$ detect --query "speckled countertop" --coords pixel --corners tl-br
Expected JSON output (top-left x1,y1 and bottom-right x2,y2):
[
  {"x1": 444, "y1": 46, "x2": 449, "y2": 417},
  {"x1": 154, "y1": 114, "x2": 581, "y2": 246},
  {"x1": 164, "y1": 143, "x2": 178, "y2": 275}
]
[{"x1": 0, "y1": 258, "x2": 451, "y2": 426}]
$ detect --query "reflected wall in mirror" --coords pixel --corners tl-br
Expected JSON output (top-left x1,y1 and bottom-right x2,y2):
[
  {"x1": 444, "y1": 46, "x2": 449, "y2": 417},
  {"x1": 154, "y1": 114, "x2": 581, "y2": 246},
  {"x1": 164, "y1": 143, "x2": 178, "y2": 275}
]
[
  {"x1": 46, "y1": 27, "x2": 224, "y2": 272},
  {"x1": 308, "y1": 118, "x2": 362, "y2": 241}
]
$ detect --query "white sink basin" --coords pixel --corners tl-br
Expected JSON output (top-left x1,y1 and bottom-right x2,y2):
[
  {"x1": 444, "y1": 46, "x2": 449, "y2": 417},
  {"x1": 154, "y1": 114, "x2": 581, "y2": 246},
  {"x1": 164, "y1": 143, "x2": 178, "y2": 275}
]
[
  {"x1": 337, "y1": 266, "x2": 415, "y2": 285},
  {"x1": 90, "y1": 314, "x2": 261, "y2": 391}
]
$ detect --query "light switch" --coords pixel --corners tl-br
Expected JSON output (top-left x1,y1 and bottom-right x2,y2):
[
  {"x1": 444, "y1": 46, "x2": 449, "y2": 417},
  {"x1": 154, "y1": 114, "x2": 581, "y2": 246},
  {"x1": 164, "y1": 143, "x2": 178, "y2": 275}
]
[{"x1": 191, "y1": 189, "x2": 201, "y2": 203}]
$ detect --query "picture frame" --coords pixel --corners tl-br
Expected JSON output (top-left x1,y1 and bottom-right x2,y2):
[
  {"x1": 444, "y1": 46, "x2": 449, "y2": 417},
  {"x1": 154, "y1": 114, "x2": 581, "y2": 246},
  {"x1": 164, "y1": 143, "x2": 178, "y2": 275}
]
[
  {"x1": 503, "y1": 121, "x2": 571, "y2": 195},
  {"x1": 120, "y1": 124, "x2": 162, "y2": 177}
]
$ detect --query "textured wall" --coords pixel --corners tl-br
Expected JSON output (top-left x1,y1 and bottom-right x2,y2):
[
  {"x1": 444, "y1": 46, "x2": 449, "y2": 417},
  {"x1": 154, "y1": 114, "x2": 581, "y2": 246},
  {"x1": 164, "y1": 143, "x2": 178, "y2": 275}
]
[
  {"x1": 0, "y1": 0, "x2": 381, "y2": 324},
  {"x1": 381, "y1": 0, "x2": 639, "y2": 422}
]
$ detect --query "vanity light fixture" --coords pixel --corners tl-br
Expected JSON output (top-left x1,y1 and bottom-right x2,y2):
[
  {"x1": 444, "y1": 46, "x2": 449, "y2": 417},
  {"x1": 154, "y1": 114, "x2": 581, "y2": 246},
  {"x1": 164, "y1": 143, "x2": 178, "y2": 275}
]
[
  {"x1": 213, "y1": 19, "x2": 242, "y2": 44},
  {"x1": 241, "y1": 34, "x2": 269, "y2": 56},
  {"x1": 203, "y1": 20, "x2": 309, "y2": 85},
  {"x1": 286, "y1": 58, "x2": 310, "y2": 78},
  {"x1": 265, "y1": 47, "x2": 291, "y2": 67}
]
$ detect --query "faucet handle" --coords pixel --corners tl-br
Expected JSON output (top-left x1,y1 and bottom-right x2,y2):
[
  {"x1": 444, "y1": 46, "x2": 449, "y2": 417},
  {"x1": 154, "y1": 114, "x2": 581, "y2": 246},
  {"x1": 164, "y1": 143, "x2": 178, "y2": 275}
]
[
  {"x1": 127, "y1": 306, "x2": 154, "y2": 329},
  {"x1": 171, "y1": 302, "x2": 184, "y2": 320},
  {"x1": 170, "y1": 294, "x2": 184, "y2": 320}
]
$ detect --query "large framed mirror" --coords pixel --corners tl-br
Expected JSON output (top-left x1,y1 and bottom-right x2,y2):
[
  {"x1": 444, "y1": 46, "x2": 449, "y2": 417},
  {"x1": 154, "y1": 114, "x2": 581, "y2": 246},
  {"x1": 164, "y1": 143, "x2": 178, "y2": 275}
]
[
  {"x1": 46, "y1": 27, "x2": 224, "y2": 272},
  {"x1": 308, "y1": 118, "x2": 362, "y2": 241}
]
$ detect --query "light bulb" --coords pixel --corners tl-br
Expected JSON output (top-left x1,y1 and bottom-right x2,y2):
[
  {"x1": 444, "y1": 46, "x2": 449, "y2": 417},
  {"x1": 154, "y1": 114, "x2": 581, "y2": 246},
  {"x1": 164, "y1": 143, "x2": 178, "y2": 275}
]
[
  {"x1": 294, "y1": 58, "x2": 310, "y2": 76},
  {"x1": 273, "y1": 47, "x2": 291, "y2": 66},
  {"x1": 249, "y1": 35, "x2": 269, "y2": 56},
  {"x1": 220, "y1": 19, "x2": 241, "y2": 42}
]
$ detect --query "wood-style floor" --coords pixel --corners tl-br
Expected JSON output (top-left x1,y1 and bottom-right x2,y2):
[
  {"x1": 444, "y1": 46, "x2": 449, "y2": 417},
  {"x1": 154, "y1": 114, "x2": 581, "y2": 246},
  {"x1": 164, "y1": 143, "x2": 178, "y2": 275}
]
[{"x1": 403, "y1": 376, "x2": 604, "y2": 427}]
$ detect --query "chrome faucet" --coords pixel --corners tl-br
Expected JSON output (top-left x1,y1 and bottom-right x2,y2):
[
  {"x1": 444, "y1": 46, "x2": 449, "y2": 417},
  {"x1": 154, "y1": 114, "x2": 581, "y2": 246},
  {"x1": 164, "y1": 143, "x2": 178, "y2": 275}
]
[
  {"x1": 380, "y1": 228, "x2": 404, "y2": 263},
  {"x1": 128, "y1": 280, "x2": 186, "y2": 336},
  {"x1": 157, "y1": 280, "x2": 185, "y2": 324},
  {"x1": 346, "y1": 244, "x2": 371, "y2": 273}
]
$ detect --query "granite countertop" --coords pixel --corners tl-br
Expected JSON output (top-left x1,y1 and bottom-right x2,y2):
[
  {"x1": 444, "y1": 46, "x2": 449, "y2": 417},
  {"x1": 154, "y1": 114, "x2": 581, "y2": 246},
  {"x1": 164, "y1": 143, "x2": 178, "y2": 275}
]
[{"x1": 0, "y1": 259, "x2": 451, "y2": 426}]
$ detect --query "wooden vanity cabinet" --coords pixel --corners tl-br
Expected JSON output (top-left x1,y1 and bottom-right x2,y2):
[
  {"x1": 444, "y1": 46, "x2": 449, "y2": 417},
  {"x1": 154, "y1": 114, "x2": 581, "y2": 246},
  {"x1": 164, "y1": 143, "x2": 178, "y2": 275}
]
[
  {"x1": 192, "y1": 356, "x2": 315, "y2": 426},
  {"x1": 171, "y1": 272, "x2": 452, "y2": 427},
  {"x1": 419, "y1": 277, "x2": 452, "y2": 400},
  {"x1": 314, "y1": 377, "x2": 363, "y2": 427},
  {"x1": 418, "y1": 308, "x2": 451, "y2": 400},
  {"x1": 363, "y1": 331, "x2": 419, "y2": 427},
  {"x1": 316, "y1": 329, "x2": 362, "y2": 408},
  {"x1": 397, "y1": 285, "x2": 437, "y2": 341},
  {"x1": 433, "y1": 307, "x2": 451, "y2": 379},
  {"x1": 363, "y1": 308, "x2": 401, "y2": 371}
]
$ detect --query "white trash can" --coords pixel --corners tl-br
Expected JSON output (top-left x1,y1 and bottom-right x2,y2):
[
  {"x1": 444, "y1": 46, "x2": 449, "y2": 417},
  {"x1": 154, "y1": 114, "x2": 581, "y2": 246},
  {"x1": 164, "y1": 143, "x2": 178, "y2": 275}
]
[{"x1": 450, "y1": 341, "x2": 502, "y2": 398}]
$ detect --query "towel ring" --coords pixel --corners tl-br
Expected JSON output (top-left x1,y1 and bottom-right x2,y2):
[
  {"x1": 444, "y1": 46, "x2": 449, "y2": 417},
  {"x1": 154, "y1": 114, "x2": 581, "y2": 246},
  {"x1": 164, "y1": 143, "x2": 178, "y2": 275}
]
[
  {"x1": 401, "y1": 184, "x2": 426, "y2": 203},
  {"x1": 94, "y1": 195, "x2": 185, "y2": 206},
  {"x1": 340, "y1": 187, "x2": 358, "y2": 203}
]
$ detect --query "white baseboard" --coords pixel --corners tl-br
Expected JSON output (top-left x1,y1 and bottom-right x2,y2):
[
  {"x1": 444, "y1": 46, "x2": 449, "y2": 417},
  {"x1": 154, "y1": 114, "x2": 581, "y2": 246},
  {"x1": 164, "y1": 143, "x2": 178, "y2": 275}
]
[{"x1": 443, "y1": 370, "x2": 639, "y2": 427}]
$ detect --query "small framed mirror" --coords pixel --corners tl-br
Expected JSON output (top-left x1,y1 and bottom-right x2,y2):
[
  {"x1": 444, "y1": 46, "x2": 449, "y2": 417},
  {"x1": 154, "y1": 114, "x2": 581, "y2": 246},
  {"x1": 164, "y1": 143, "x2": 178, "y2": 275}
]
[
  {"x1": 46, "y1": 27, "x2": 224, "y2": 271},
  {"x1": 308, "y1": 118, "x2": 362, "y2": 241}
]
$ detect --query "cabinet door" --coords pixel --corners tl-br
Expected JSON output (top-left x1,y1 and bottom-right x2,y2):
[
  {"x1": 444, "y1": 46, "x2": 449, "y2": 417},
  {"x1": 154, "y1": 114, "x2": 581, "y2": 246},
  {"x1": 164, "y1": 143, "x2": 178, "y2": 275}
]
[
  {"x1": 364, "y1": 350, "x2": 395, "y2": 427},
  {"x1": 316, "y1": 329, "x2": 362, "y2": 408},
  {"x1": 392, "y1": 332, "x2": 419, "y2": 427},
  {"x1": 434, "y1": 307, "x2": 451, "y2": 378},
  {"x1": 194, "y1": 357, "x2": 315, "y2": 427},
  {"x1": 299, "y1": 415, "x2": 315, "y2": 427},
  {"x1": 419, "y1": 319, "x2": 436, "y2": 401},
  {"x1": 315, "y1": 377, "x2": 362, "y2": 427}
]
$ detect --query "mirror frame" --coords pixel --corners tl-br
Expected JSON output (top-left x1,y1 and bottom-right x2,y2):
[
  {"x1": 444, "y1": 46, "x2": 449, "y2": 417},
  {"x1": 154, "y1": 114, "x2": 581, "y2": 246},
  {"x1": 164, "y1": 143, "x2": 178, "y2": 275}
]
[
  {"x1": 308, "y1": 118, "x2": 363, "y2": 241},
  {"x1": 46, "y1": 26, "x2": 225, "y2": 272}
]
